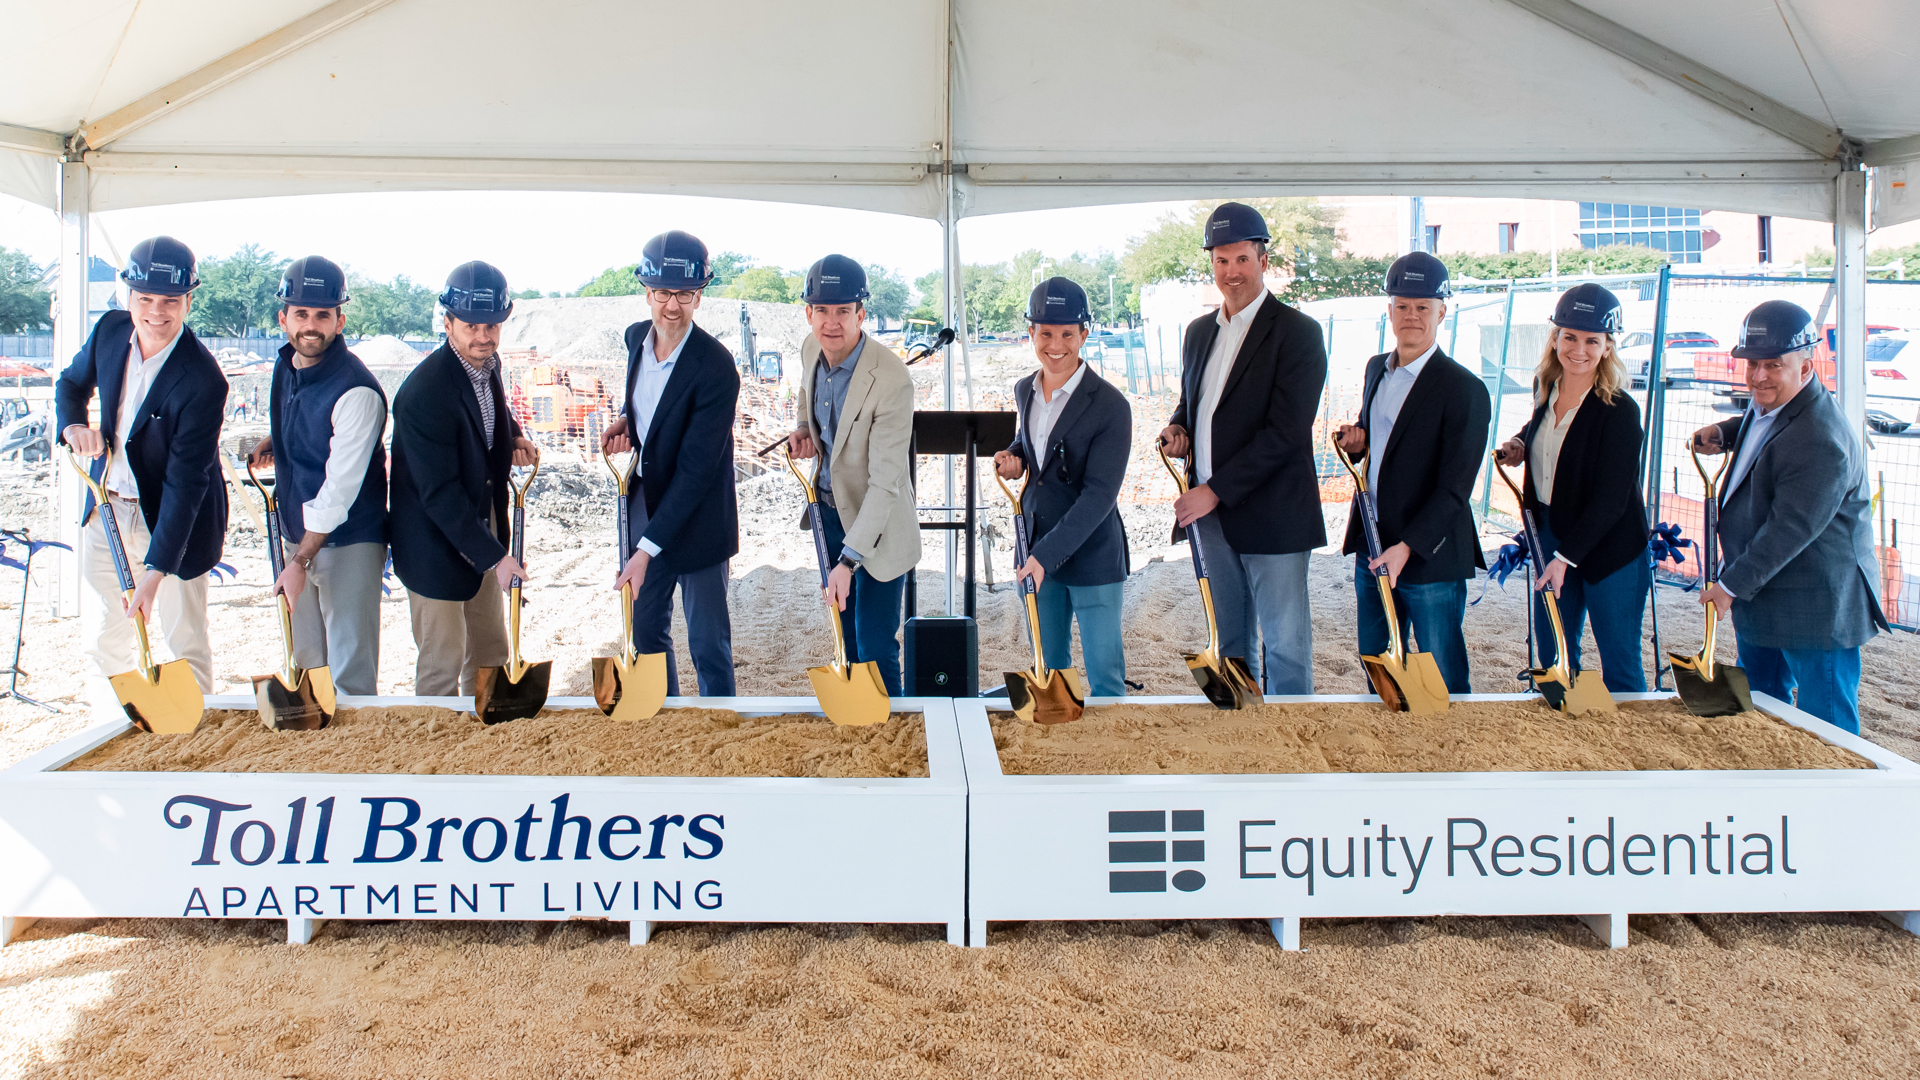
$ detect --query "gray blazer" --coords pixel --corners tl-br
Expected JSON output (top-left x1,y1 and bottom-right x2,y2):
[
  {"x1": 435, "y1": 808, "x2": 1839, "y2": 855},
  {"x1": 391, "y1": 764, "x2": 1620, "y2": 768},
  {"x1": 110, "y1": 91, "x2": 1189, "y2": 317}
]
[{"x1": 1710, "y1": 379, "x2": 1888, "y2": 651}]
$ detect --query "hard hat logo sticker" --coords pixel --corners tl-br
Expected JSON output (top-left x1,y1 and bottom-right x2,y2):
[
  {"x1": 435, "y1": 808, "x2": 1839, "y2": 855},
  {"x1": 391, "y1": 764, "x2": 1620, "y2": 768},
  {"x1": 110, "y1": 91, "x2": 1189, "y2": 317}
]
[{"x1": 1108, "y1": 809, "x2": 1206, "y2": 893}]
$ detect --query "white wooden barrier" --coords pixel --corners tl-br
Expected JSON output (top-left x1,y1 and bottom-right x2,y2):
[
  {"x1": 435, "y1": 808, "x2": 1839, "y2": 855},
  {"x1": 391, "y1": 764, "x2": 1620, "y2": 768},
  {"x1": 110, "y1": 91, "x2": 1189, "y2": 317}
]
[{"x1": 0, "y1": 696, "x2": 967, "y2": 946}]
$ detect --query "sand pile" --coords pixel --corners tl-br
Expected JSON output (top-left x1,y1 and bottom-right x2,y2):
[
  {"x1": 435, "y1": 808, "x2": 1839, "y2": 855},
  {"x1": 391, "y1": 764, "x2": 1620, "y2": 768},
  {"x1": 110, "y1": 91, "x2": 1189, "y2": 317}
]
[
  {"x1": 501, "y1": 296, "x2": 811, "y2": 369},
  {"x1": 992, "y1": 699, "x2": 1869, "y2": 776},
  {"x1": 350, "y1": 334, "x2": 426, "y2": 368},
  {"x1": 64, "y1": 705, "x2": 928, "y2": 778}
]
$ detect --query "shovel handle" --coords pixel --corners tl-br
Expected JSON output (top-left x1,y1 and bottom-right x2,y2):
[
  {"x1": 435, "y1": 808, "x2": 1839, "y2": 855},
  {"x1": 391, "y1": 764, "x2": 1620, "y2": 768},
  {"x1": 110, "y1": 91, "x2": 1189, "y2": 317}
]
[{"x1": 1156, "y1": 443, "x2": 1217, "y2": 581}]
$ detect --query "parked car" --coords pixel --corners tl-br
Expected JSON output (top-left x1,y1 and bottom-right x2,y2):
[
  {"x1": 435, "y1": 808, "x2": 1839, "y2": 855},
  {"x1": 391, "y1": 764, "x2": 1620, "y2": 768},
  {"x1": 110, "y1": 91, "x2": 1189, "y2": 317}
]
[
  {"x1": 1618, "y1": 330, "x2": 1718, "y2": 387},
  {"x1": 1865, "y1": 331, "x2": 1919, "y2": 433},
  {"x1": 1693, "y1": 323, "x2": 1901, "y2": 408}
]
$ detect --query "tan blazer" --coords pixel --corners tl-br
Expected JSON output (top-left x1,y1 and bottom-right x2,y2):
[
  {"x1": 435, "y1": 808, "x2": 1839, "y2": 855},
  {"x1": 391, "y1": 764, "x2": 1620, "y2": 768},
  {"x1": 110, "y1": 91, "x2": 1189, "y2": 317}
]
[{"x1": 794, "y1": 333, "x2": 922, "y2": 582}]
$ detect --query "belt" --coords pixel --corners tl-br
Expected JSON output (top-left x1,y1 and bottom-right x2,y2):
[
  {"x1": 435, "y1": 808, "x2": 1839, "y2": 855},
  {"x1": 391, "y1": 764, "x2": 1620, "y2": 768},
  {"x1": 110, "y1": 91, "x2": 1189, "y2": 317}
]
[{"x1": 817, "y1": 487, "x2": 837, "y2": 509}]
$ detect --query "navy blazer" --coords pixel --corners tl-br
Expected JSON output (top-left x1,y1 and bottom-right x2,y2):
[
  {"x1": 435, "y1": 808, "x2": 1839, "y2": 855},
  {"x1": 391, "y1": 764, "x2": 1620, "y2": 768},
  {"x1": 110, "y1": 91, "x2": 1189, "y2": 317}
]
[
  {"x1": 1511, "y1": 384, "x2": 1647, "y2": 583},
  {"x1": 620, "y1": 321, "x2": 740, "y2": 575},
  {"x1": 54, "y1": 310, "x2": 229, "y2": 580},
  {"x1": 389, "y1": 344, "x2": 524, "y2": 602},
  {"x1": 1341, "y1": 348, "x2": 1492, "y2": 584},
  {"x1": 1007, "y1": 364, "x2": 1131, "y2": 586},
  {"x1": 1166, "y1": 293, "x2": 1328, "y2": 555}
]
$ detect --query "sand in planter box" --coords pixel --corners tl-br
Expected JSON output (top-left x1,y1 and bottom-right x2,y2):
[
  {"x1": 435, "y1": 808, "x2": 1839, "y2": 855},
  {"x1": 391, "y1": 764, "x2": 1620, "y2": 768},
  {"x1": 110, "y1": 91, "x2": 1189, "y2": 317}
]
[
  {"x1": 992, "y1": 698, "x2": 1871, "y2": 775},
  {"x1": 63, "y1": 706, "x2": 928, "y2": 777}
]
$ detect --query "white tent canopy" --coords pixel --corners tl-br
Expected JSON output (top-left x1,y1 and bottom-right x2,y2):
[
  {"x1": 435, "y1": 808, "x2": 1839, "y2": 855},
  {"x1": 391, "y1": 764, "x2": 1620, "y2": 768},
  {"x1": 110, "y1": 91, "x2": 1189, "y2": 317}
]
[{"x1": 2, "y1": 0, "x2": 1917, "y2": 222}]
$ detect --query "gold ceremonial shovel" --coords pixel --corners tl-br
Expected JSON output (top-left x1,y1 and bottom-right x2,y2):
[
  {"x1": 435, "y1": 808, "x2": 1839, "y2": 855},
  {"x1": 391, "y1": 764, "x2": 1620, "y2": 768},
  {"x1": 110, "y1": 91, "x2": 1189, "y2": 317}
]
[
  {"x1": 1670, "y1": 448, "x2": 1754, "y2": 716},
  {"x1": 590, "y1": 448, "x2": 667, "y2": 720},
  {"x1": 66, "y1": 449, "x2": 204, "y2": 733},
  {"x1": 1158, "y1": 443, "x2": 1262, "y2": 709},
  {"x1": 244, "y1": 459, "x2": 336, "y2": 730},
  {"x1": 783, "y1": 448, "x2": 890, "y2": 726},
  {"x1": 1491, "y1": 453, "x2": 1615, "y2": 716},
  {"x1": 994, "y1": 471, "x2": 1086, "y2": 724},
  {"x1": 1332, "y1": 439, "x2": 1449, "y2": 714},
  {"x1": 473, "y1": 452, "x2": 552, "y2": 724}
]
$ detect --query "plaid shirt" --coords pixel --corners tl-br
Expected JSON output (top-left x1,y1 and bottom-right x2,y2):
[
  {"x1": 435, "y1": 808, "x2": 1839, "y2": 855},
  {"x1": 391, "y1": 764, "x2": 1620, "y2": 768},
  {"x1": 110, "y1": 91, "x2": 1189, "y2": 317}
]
[{"x1": 453, "y1": 344, "x2": 500, "y2": 448}]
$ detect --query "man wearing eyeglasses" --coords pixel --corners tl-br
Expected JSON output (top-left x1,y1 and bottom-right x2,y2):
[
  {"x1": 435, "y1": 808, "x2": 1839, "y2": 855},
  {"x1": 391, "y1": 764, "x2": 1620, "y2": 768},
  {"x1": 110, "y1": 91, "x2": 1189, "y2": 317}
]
[{"x1": 599, "y1": 230, "x2": 741, "y2": 696}]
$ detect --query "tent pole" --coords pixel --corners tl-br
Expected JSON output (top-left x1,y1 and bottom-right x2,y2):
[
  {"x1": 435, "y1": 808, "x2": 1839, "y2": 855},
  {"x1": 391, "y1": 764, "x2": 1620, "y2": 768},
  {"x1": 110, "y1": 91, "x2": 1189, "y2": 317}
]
[
  {"x1": 53, "y1": 159, "x2": 88, "y2": 620},
  {"x1": 941, "y1": 0, "x2": 957, "y2": 617},
  {"x1": 1834, "y1": 169, "x2": 1868, "y2": 449}
]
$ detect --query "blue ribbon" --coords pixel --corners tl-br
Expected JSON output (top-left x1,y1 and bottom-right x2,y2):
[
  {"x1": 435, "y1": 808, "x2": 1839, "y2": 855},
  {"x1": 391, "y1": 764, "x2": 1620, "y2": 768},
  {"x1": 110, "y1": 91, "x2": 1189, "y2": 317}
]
[
  {"x1": 0, "y1": 532, "x2": 71, "y2": 573},
  {"x1": 382, "y1": 553, "x2": 395, "y2": 597},
  {"x1": 207, "y1": 561, "x2": 238, "y2": 584},
  {"x1": 1472, "y1": 532, "x2": 1530, "y2": 606},
  {"x1": 1648, "y1": 522, "x2": 1697, "y2": 592}
]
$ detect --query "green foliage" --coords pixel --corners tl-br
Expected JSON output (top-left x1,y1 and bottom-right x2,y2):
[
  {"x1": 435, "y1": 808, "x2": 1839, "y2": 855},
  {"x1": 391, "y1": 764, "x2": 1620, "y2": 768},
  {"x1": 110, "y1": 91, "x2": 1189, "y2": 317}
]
[
  {"x1": 1805, "y1": 243, "x2": 1920, "y2": 278},
  {"x1": 344, "y1": 273, "x2": 437, "y2": 338},
  {"x1": 0, "y1": 246, "x2": 51, "y2": 334},
  {"x1": 911, "y1": 249, "x2": 1138, "y2": 337},
  {"x1": 865, "y1": 265, "x2": 909, "y2": 330},
  {"x1": 512, "y1": 288, "x2": 545, "y2": 300},
  {"x1": 578, "y1": 263, "x2": 644, "y2": 298},
  {"x1": 725, "y1": 266, "x2": 796, "y2": 304},
  {"x1": 1280, "y1": 253, "x2": 1396, "y2": 303},
  {"x1": 1441, "y1": 245, "x2": 1668, "y2": 282},
  {"x1": 708, "y1": 251, "x2": 752, "y2": 291},
  {"x1": 1121, "y1": 198, "x2": 1340, "y2": 289},
  {"x1": 908, "y1": 269, "x2": 943, "y2": 324},
  {"x1": 189, "y1": 244, "x2": 288, "y2": 336}
]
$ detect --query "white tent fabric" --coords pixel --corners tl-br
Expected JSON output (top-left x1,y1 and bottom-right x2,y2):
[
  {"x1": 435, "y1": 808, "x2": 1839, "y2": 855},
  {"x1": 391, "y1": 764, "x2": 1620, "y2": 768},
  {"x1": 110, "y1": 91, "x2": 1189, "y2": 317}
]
[{"x1": 1, "y1": 0, "x2": 1916, "y2": 221}]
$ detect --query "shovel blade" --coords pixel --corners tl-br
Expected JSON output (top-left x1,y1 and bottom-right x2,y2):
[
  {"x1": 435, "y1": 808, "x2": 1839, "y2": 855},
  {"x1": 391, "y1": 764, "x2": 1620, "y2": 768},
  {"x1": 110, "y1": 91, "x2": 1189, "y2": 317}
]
[
  {"x1": 474, "y1": 661, "x2": 552, "y2": 725},
  {"x1": 1362, "y1": 652, "x2": 1449, "y2": 714},
  {"x1": 592, "y1": 652, "x2": 668, "y2": 721},
  {"x1": 1185, "y1": 649, "x2": 1252, "y2": 710},
  {"x1": 1562, "y1": 670, "x2": 1617, "y2": 715},
  {"x1": 1005, "y1": 669, "x2": 1086, "y2": 725},
  {"x1": 1223, "y1": 655, "x2": 1265, "y2": 706},
  {"x1": 110, "y1": 660, "x2": 205, "y2": 734},
  {"x1": 1670, "y1": 653, "x2": 1755, "y2": 717},
  {"x1": 251, "y1": 665, "x2": 336, "y2": 731},
  {"x1": 808, "y1": 661, "x2": 891, "y2": 727}
]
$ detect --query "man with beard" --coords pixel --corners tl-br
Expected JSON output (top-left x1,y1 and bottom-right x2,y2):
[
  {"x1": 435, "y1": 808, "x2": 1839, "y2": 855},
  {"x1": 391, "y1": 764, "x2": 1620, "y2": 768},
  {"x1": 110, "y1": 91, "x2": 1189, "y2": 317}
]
[{"x1": 248, "y1": 256, "x2": 389, "y2": 695}]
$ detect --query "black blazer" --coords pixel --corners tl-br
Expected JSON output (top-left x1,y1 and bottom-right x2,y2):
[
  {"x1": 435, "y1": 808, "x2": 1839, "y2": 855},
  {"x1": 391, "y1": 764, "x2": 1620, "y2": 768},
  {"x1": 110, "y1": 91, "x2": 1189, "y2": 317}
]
[
  {"x1": 389, "y1": 343, "x2": 523, "y2": 602},
  {"x1": 1007, "y1": 364, "x2": 1131, "y2": 586},
  {"x1": 1511, "y1": 383, "x2": 1648, "y2": 583},
  {"x1": 620, "y1": 321, "x2": 740, "y2": 574},
  {"x1": 1342, "y1": 348, "x2": 1492, "y2": 584},
  {"x1": 1166, "y1": 293, "x2": 1328, "y2": 555},
  {"x1": 54, "y1": 310, "x2": 229, "y2": 579}
]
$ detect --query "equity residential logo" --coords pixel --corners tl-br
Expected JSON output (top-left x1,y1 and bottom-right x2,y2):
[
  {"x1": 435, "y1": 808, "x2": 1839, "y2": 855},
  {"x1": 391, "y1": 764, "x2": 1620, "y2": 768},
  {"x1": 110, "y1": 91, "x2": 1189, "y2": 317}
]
[{"x1": 1107, "y1": 810, "x2": 1206, "y2": 893}]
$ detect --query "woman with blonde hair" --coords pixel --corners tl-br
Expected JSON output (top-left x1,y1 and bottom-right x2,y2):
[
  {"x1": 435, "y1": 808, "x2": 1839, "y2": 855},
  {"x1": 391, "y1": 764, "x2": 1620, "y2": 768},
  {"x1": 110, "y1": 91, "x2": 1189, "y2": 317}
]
[{"x1": 1494, "y1": 282, "x2": 1651, "y2": 692}]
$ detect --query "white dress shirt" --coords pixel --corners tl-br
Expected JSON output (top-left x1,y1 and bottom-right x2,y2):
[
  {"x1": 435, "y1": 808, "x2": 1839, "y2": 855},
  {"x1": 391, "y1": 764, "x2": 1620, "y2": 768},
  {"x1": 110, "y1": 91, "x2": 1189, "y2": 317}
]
[
  {"x1": 629, "y1": 326, "x2": 691, "y2": 556},
  {"x1": 1366, "y1": 342, "x2": 1437, "y2": 494},
  {"x1": 108, "y1": 324, "x2": 183, "y2": 499},
  {"x1": 1026, "y1": 361, "x2": 1088, "y2": 466},
  {"x1": 300, "y1": 386, "x2": 386, "y2": 535},
  {"x1": 1529, "y1": 381, "x2": 1588, "y2": 568},
  {"x1": 1194, "y1": 293, "x2": 1266, "y2": 483}
]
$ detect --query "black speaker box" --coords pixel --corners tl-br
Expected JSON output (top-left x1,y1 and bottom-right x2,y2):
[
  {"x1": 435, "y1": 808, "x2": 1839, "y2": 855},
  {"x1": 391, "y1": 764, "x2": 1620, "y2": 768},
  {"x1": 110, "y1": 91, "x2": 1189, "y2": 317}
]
[{"x1": 903, "y1": 616, "x2": 978, "y2": 697}]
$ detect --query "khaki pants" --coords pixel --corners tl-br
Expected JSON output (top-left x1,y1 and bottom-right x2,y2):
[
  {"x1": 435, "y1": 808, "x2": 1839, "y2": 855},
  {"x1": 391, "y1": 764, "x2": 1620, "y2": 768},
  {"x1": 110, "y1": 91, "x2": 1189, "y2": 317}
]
[
  {"x1": 408, "y1": 576, "x2": 509, "y2": 697},
  {"x1": 80, "y1": 496, "x2": 213, "y2": 691},
  {"x1": 285, "y1": 541, "x2": 385, "y2": 696}
]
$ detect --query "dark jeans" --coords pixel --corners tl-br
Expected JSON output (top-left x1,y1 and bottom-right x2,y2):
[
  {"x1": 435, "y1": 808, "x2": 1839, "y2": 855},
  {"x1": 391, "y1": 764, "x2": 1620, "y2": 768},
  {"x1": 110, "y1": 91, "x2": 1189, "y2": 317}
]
[
  {"x1": 628, "y1": 494, "x2": 735, "y2": 697},
  {"x1": 1354, "y1": 560, "x2": 1472, "y2": 694},
  {"x1": 1530, "y1": 505, "x2": 1651, "y2": 693},
  {"x1": 1737, "y1": 641, "x2": 1862, "y2": 734},
  {"x1": 822, "y1": 505, "x2": 906, "y2": 696}
]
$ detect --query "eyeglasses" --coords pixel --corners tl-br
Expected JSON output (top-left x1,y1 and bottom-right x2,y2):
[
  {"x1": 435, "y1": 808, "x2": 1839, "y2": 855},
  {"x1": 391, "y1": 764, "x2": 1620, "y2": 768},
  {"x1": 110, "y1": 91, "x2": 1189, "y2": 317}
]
[{"x1": 649, "y1": 288, "x2": 700, "y2": 306}]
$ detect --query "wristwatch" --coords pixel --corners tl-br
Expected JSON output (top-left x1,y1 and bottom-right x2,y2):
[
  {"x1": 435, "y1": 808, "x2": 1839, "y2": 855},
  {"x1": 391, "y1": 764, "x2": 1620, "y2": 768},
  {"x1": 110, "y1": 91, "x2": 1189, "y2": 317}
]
[
  {"x1": 837, "y1": 554, "x2": 861, "y2": 572},
  {"x1": 293, "y1": 553, "x2": 315, "y2": 572}
]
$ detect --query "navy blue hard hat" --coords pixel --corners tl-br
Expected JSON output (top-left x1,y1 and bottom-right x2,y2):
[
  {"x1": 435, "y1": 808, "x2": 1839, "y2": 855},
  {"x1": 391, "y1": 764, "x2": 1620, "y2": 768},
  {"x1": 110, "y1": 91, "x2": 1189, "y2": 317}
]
[
  {"x1": 439, "y1": 261, "x2": 514, "y2": 325},
  {"x1": 120, "y1": 236, "x2": 198, "y2": 296},
  {"x1": 278, "y1": 255, "x2": 349, "y2": 309},
  {"x1": 1026, "y1": 276, "x2": 1092, "y2": 325},
  {"x1": 801, "y1": 254, "x2": 870, "y2": 305},
  {"x1": 1203, "y1": 202, "x2": 1270, "y2": 250},
  {"x1": 634, "y1": 230, "x2": 714, "y2": 290},
  {"x1": 1384, "y1": 252, "x2": 1451, "y2": 299},
  {"x1": 1550, "y1": 283, "x2": 1624, "y2": 334},
  {"x1": 1731, "y1": 299, "x2": 1819, "y2": 360}
]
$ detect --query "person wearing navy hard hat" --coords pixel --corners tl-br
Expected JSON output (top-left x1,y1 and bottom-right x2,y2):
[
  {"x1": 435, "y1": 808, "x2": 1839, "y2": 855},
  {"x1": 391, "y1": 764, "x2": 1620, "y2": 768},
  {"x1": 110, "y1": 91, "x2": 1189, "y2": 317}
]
[
  {"x1": 1688, "y1": 298, "x2": 1886, "y2": 732},
  {"x1": 991, "y1": 277, "x2": 1133, "y2": 695},
  {"x1": 389, "y1": 261, "x2": 540, "y2": 695},
  {"x1": 56, "y1": 235, "x2": 229, "y2": 698},
  {"x1": 1159, "y1": 201, "x2": 1329, "y2": 695},
  {"x1": 243, "y1": 255, "x2": 389, "y2": 695},
  {"x1": 1333, "y1": 250, "x2": 1491, "y2": 695},
  {"x1": 1494, "y1": 282, "x2": 1651, "y2": 694},
  {"x1": 787, "y1": 253, "x2": 920, "y2": 695},
  {"x1": 599, "y1": 231, "x2": 740, "y2": 696}
]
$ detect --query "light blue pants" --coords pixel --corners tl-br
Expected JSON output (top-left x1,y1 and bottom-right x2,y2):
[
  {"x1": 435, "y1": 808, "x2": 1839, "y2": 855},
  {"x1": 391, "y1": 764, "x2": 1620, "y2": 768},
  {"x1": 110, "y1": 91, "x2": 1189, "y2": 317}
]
[
  {"x1": 1737, "y1": 641, "x2": 1862, "y2": 734},
  {"x1": 1191, "y1": 514, "x2": 1314, "y2": 695},
  {"x1": 1034, "y1": 578, "x2": 1126, "y2": 697}
]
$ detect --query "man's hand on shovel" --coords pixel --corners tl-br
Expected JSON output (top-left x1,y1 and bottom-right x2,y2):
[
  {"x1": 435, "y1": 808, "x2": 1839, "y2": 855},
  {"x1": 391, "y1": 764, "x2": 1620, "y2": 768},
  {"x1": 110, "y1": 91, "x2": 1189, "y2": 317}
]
[
  {"x1": 825, "y1": 563, "x2": 853, "y2": 611},
  {"x1": 494, "y1": 554, "x2": 529, "y2": 591},
  {"x1": 274, "y1": 560, "x2": 308, "y2": 615},
  {"x1": 124, "y1": 568, "x2": 163, "y2": 624},
  {"x1": 615, "y1": 547, "x2": 650, "y2": 596},
  {"x1": 1702, "y1": 582, "x2": 1733, "y2": 620},
  {"x1": 1016, "y1": 557, "x2": 1044, "y2": 591},
  {"x1": 1368, "y1": 542, "x2": 1411, "y2": 589},
  {"x1": 1534, "y1": 557, "x2": 1568, "y2": 595},
  {"x1": 511, "y1": 436, "x2": 538, "y2": 467}
]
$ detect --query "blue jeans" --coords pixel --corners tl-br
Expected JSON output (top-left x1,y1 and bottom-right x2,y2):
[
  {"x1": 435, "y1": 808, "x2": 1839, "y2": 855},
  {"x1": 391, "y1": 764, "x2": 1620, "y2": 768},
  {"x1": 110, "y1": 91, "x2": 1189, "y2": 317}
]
[
  {"x1": 1736, "y1": 641, "x2": 1862, "y2": 734},
  {"x1": 1191, "y1": 514, "x2": 1314, "y2": 695},
  {"x1": 629, "y1": 495, "x2": 735, "y2": 697},
  {"x1": 1034, "y1": 578, "x2": 1126, "y2": 697},
  {"x1": 1530, "y1": 506, "x2": 1651, "y2": 693},
  {"x1": 821, "y1": 505, "x2": 906, "y2": 696},
  {"x1": 1354, "y1": 560, "x2": 1472, "y2": 694}
]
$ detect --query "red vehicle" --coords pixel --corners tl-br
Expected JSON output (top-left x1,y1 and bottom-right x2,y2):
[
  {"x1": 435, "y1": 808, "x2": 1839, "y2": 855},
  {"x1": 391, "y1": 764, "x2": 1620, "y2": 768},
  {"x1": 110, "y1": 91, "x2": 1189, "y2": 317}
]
[{"x1": 1690, "y1": 323, "x2": 1900, "y2": 407}]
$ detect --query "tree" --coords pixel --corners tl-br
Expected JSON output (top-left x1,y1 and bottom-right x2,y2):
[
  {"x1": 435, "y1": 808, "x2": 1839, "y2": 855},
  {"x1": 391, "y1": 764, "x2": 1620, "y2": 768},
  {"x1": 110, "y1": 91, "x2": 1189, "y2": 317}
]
[
  {"x1": 189, "y1": 245, "x2": 287, "y2": 336},
  {"x1": 1441, "y1": 245, "x2": 1668, "y2": 281},
  {"x1": 512, "y1": 288, "x2": 545, "y2": 300},
  {"x1": 578, "y1": 263, "x2": 644, "y2": 297},
  {"x1": 708, "y1": 251, "x2": 752, "y2": 291},
  {"x1": 865, "y1": 265, "x2": 909, "y2": 330},
  {"x1": 1281, "y1": 253, "x2": 1397, "y2": 303},
  {"x1": 1122, "y1": 198, "x2": 1340, "y2": 290},
  {"x1": 345, "y1": 273, "x2": 437, "y2": 338},
  {"x1": 725, "y1": 266, "x2": 796, "y2": 304},
  {"x1": 0, "y1": 247, "x2": 51, "y2": 334},
  {"x1": 1806, "y1": 242, "x2": 1920, "y2": 278}
]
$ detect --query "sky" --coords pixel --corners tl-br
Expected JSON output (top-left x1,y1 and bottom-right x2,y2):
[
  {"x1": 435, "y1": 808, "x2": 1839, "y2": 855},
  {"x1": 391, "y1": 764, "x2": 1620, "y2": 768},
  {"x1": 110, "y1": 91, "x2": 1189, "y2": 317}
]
[{"x1": 0, "y1": 191, "x2": 1188, "y2": 297}]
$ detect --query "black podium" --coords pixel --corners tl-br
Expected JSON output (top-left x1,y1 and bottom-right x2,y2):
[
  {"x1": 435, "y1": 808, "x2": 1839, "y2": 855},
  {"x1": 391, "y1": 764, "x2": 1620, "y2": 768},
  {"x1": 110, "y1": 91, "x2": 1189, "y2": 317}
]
[{"x1": 903, "y1": 410, "x2": 1018, "y2": 697}]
